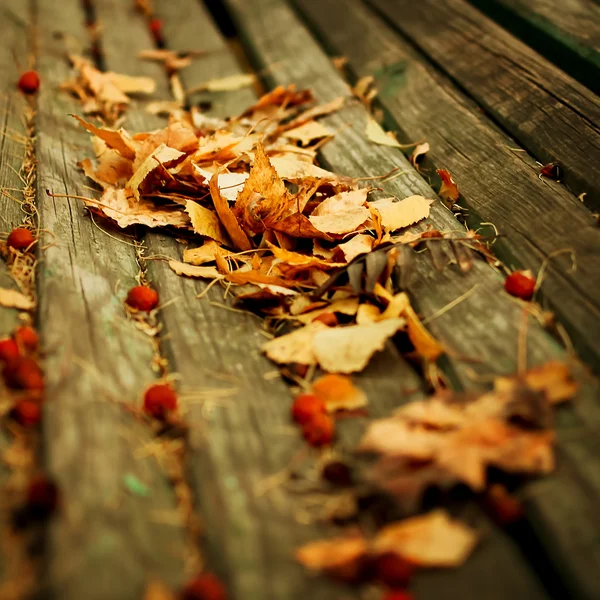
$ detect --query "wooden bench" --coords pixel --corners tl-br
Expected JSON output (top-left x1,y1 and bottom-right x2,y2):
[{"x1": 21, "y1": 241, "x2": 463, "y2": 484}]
[{"x1": 0, "y1": 0, "x2": 599, "y2": 598}]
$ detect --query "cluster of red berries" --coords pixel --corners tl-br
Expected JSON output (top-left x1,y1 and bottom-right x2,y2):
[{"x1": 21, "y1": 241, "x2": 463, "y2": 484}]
[
  {"x1": 291, "y1": 392, "x2": 334, "y2": 447},
  {"x1": 0, "y1": 325, "x2": 44, "y2": 427}
]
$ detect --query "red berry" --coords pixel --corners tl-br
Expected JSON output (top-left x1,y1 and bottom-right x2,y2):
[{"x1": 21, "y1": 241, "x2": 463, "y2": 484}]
[
  {"x1": 18, "y1": 71, "x2": 40, "y2": 95},
  {"x1": 382, "y1": 592, "x2": 414, "y2": 600},
  {"x1": 3, "y1": 357, "x2": 44, "y2": 390},
  {"x1": 26, "y1": 476, "x2": 59, "y2": 518},
  {"x1": 485, "y1": 484, "x2": 524, "y2": 526},
  {"x1": 291, "y1": 393, "x2": 326, "y2": 425},
  {"x1": 143, "y1": 384, "x2": 177, "y2": 419},
  {"x1": 504, "y1": 270, "x2": 536, "y2": 301},
  {"x1": 375, "y1": 552, "x2": 415, "y2": 588},
  {"x1": 149, "y1": 18, "x2": 163, "y2": 37},
  {"x1": 0, "y1": 338, "x2": 20, "y2": 363},
  {"x1": 12, "y1": 400, "x2": 42, "y2": 427},
  {"x1": 302, "y1": 412, "x2": 334, "y2": 447},
  {"x1": 312, "y1": 312, "x2": 338, "y2": 327},
  {"x1": 181, "y1": 572, "x2": 226, "y2": 600},
  {"x1": 7, "y1": 227, "x2": 35, "y2": 250},
  {"x1": 126, "y1": 286, "x2": 159, "y2": 311},
  {"x1": 13, "y1": 326, "x2": 39, "y2": 353}
]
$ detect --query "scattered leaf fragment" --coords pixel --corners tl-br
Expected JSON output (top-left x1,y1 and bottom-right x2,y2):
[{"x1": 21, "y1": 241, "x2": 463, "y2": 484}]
[
  {"x1": 437, "y1": 169, "x2": 460, "y2": 205},
  {"x1": 0, "y1": 288, "x2": 34, "y2": 311},
  {"x1": 366, "y1": 116, "x2": 402, "y2": 147},
  {"x1": 311, "y1": 373, "x2": 368, "y2": 412}
]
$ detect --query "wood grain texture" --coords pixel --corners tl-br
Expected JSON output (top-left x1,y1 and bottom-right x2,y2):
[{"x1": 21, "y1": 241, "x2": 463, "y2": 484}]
[
  {"x1": 293, "y1": 0, "x2": 600, "y2": 372},
  {"x1": 222, "y1": 0, "x2": 600, "y2": 597},
  {"x1": 114, "y1": 2, "x2": 447, "y2": 598},
  {"x1": 470, "y1": 0, "x2": 600, "y2": 93},
  {"x1": 35, "y1": 1, "x2": 187, "y2": 598},
  {"x1": 366, "y1": 0, "x2": 600, "y2": 212},
  {"x1": 0, "y1": 1, "x2": 35, "y2": 588},
  {"x1": 100, "y1": 0, "x2": 551, "y2": 598}
]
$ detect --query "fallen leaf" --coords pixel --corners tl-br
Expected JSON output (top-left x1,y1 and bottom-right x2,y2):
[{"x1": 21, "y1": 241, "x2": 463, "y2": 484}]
[
  {"x1": 191, "y1": 73, "x2": 256, "y2": 93},
  {"x1": 369, "y1": 196, "x2": 433, "y2": 232},
  {"x1": 183, "y1": 240, "x2": 233, "y2": 265},
  {"x1": 263, "y1": 322, "x2": 326, "y2": 366},
  {"x1": 127, "y1": 144, "x2": 184, "y2": 201},
  {"x1": 105, "y1": 72, "x2": 156, "y2": 95},
  {"x1": 313, "y1": 318, "x2": 405, "y2": 373},
  {"x1": 88, "y1": 188, "x2": 190, "y2": 229},
  {"x1": 337, "y1": 234, "x2": 374, "y2": 262},
  {"x1": 311, "y1": 374, "x2": 368, "y2": 412},
  {"x1": 296, "y1": 535, "x2": 368, "y2": 577},
  {"x1": 209, "y1": 170, "x2": 252, "y2": 251},
  {"x1": 405, "y1": 304, "x2": 444, "y2": 361},
  {"x1": 437, "y1": 169, "x2": 460, "y2": 205},
  {"x1": 372, "y1": 510, "x2": 478, "y2": 568},
  {"x1": 309, "y1": 190, "x2": 371, "y2": 236},
  {"x1": 168, "y1": 260, "x2": 222, "y2": 279},
  {"x1": 73, "y1": 115, "x2": 137, "y2": 159},
  {"x1": 185, "y1": 202, "x2": 229, "y2": 245},
  {"x1": 193, "y1": 166, "x2": 248, "y2": 201},
  {"x1": 235, "y1": 142, "x2": 293, "y2": 234},
  {"x1": 410, "y1": 142, "x2": 430, "y2": 167},
  {"x1": 366, "y1": 116, "x2": 401, "y2": 147},
  {"x1": 0, "y1": 288, "x2": 34, "y2": 310},
  {"x1": 283, "y1": 121, "x2": 333, "y2": 146}
]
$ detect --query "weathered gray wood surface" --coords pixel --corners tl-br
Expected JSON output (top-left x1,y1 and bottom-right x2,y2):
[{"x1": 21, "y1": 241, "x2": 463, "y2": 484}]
[
  {"x1": 293, "y1": 0, "x2": 600, "y2": 373},
  {"x1": 0, "y1": 1, "x2": 36, "y2": 590},
  {"x1": 222, "y1": 0, "x2": 600, "y2": 597},
  {"x1": 95, "y1": 0, "x2": 550, "y2": 597},
  {"x1": 365, "y1": 0, "x2": 600, "y2": 212},
  {"x1": 470, "y1": 0, "x2": 600, "y2": 94},
  {"x1": 35, "y1": 1, "x2": 187, "y2": 598}
]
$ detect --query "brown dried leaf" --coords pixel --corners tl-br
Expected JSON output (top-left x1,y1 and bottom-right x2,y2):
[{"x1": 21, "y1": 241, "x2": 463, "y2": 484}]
[
  {"x1": 372, "y1": 510, "x2": 478, "y2": 567},
  {"x1": 405, "y1": 304, "x2": 444, "y2": 361},
  {"x1": 72, "y1": 115, "x2": 137, "y2": 159},
  {"x1": 263, "y1": 322, "x2": 326, "y2": 366},
  {"x1": 410, "y1": 142, "x2": 430, "y2": 167},
  {"x1": 309, "y1": 190, "x2": 371, "y2": 236},
  {"x1": 313, "y1": 318, "x2": 405, "y2": 373},
  {"x1": 128, "y1": 144, "x2": 184, "y2": 200},
  {"x1": 89, "y1": 188, "x2": 190, "y2": 229},
  {"x1": 337, "y1": 234, "x2": 374, "y2": 262},
  {"x1": 105, "y1": 72, "x2": 156, "y2": 95},
  {"x1": 283, "y1": 121, "x2": 333, "y2": 146},
  {"x1": 311, "y1": 374, "x2": 368, "y2": 412},
  {"x1": 296, "y1": 535, "x2": 368, "y2": 577},
  {"x1": 437, "y1": 169, "x2": 460, "y2": 205},
  {"x1": 235, "y1": 143, "x2": 293, "y2": 234},
  {"x1": 168, "y1": 261, "x2": 222, "y2": 279},
  {"x1": 209, "y1": 170, "x2": 252, "y2": 251},
  {"x1": 183, "y1": 241, "x2": 233, "y2": 266},
  {"x1": 365, "y1": 116, "x2": 401, "y2": 147}
]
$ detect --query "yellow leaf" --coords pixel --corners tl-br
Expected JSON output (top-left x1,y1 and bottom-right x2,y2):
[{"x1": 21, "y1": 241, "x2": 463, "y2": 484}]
[
  {"x1": 168, "y1": 260, "x2": 222, "y2": 279},
  {"x1": 185, "y1": 202, "x2": 229, "y2": 245},
  {"x1": 405, "y1": 305, "x2": 444, "y2": 361},
  {"x1": 370, "y1": 195, "x2": 433, "y2": 232},
  {"x1": 0, "y1": 288, "x2": 34, "y2": 311},
  {"x1": 365, "y1": 116, "x2": 401, "y2": 147}
]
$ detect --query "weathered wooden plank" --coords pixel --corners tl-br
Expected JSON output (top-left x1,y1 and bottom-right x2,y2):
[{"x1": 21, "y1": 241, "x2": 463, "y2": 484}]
[
  {"x1": 292, "y1": 0, "x2": 600, "y2": 372},
  {"x1": 364, "y1": 0, "x2": 600, "y2": 212},
  {"x1": 221, "y1": 0, "x2": 600, "y2": 597},
  {"x1": 470, "y1": 0, "x2": 600, "y2": 94},
  {"x1": 35, "y1": 1, "x2": 187, "y2": 597},
  {"x1": 0, "y1": 0, "x2": 34, "y2": 333},
  {"x1": 0, "y1": 2, "x2": 37, "y2": 591}
]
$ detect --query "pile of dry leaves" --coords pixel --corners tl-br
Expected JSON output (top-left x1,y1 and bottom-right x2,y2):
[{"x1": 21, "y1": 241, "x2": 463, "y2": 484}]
[{"x1": 69, "y1": 81, "x2": 579, "y2": 595}]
